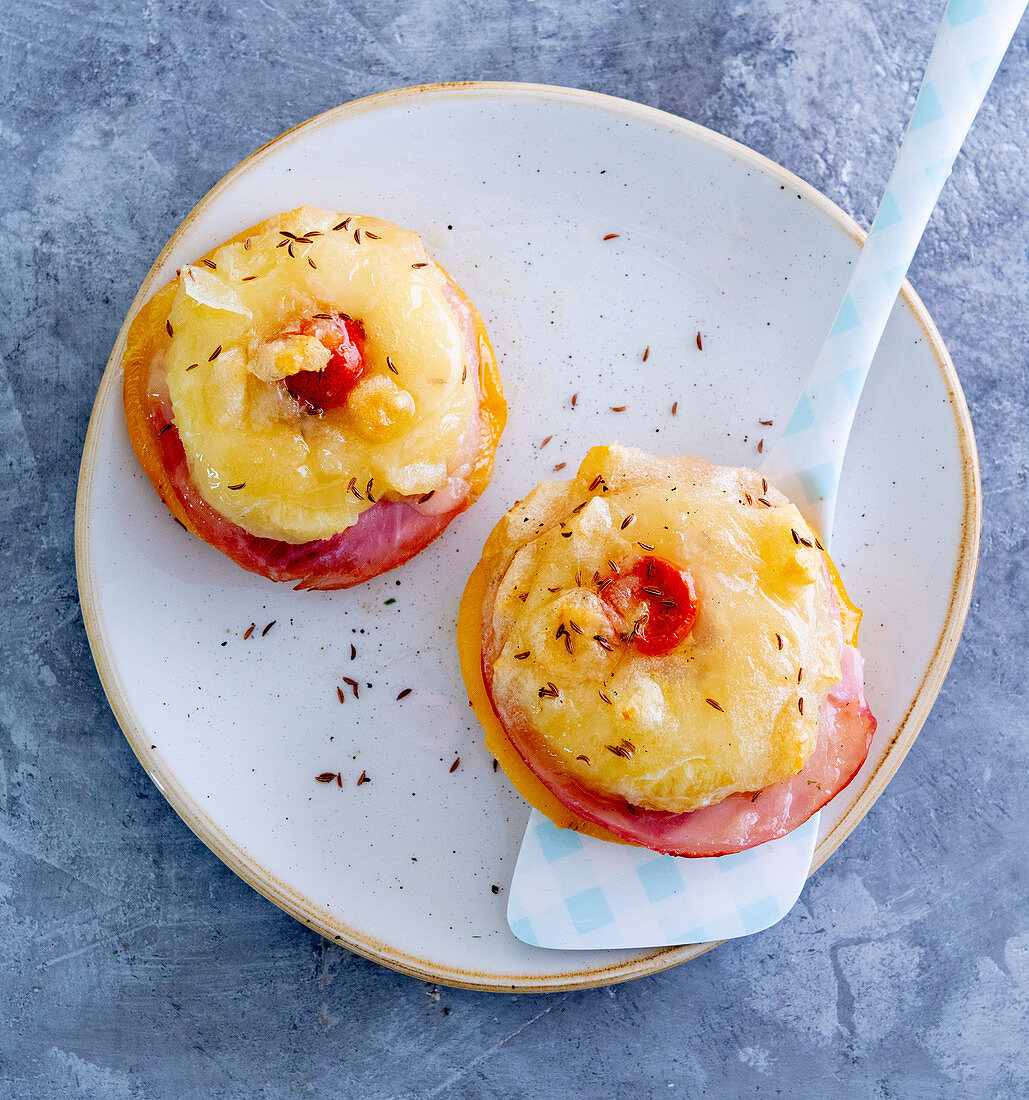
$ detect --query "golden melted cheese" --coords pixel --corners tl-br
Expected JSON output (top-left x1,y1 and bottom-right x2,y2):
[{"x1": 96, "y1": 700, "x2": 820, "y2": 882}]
[
  {"x1": 160, "y1": 208, "x2": 476, "y2": 543},
  {"x1": 479, "y1": 445, "x2": 844, "y2": 814}
]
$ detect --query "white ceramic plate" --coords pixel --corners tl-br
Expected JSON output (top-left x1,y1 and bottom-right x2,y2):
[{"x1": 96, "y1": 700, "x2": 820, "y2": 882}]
[{"x1": 76, "y1": 83, "x2": 979, "y2": 992}]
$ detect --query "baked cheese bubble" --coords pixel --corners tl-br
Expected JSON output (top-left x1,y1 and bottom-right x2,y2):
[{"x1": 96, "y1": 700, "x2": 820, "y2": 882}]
[
  {"x1": 478, "y1": 444, "x2": 846, "y2": 815},
  {"x1": 161, "y1": 208, "x2": 476, "y2": 544}
]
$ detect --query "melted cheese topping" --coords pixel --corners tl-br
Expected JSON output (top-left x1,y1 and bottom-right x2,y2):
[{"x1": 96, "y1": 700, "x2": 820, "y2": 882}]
[
  {"x1": 479, "y1": 445, "x2": 844, "y2": 814},
  {"x1": 159, "y1": 207, "x2": 476, "y2": 543}
]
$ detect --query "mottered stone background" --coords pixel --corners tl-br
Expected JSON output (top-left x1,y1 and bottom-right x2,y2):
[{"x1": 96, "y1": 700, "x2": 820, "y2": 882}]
[{"x1": 1, "y1": 1, "x2": 1027, "y2": 1096}]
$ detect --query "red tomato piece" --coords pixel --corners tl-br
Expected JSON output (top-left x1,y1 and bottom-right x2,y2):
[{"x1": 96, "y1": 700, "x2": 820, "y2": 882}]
[
  {"x1": 284, "y1": 314, "x2": 367, "y2": 411},
  {"x1": 600, "y1": 556, "x2": 698, "y2": 656}
]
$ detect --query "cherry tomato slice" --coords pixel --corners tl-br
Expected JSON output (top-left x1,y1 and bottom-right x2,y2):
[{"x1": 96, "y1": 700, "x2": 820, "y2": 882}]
[
  {"x1": 284, "y1": 314, "x2": 367, "y2": 411},
  {"x1": 600, "y1": 556, "x2": 698, "y2": 656}
]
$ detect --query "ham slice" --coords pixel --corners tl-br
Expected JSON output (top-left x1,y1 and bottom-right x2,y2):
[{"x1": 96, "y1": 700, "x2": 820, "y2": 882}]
[
  {"x1": 145, "y1": 278, "x2": 490, "y2": 590},
  {"x1": 155, "y1": 403, "x2": 478, "y2": 590},
  {"x1": 495, "y1": 644, "x2": 876, "y2": 857}
]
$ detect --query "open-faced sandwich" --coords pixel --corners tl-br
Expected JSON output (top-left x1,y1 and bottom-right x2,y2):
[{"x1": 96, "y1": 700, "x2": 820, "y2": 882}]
[
  {"x1": 460, "y1": 444, "x2": 876, "y2": 857},
  {"x1": 123, "y1": 207, "x2": 505, "y2": 589}
]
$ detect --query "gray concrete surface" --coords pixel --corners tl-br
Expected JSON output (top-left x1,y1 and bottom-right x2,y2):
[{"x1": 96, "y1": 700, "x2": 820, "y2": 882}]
[{"x1": 1, "y1": 1, "x2": 1027, "y2": 1096}]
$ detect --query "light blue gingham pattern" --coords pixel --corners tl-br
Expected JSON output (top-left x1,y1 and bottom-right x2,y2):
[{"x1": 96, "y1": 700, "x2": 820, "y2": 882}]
[
  {"x1": 507, "y1": 811, "x2": 818, "y2": 950},
  {"x1": 507, "y1": 0, "x2": 1024, "y2": 952},
  {"x1": 762, "y1": 0, "x2": 1026, "y2": 544}
]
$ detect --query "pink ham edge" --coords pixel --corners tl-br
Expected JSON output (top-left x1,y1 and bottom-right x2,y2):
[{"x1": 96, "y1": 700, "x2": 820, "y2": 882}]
[
  {"x1": 149, "y1": 280, "x2": 486, "y2": 591},
  {"x1": 160, "y1": 429, "x2": 466, "y2": 590},
  {"x1": 493, "y1": 644, "x2": 876, "y2": 858}
]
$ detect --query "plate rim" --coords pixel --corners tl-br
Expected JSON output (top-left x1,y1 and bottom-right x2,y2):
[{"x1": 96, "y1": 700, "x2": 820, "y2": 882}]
[{"x1": 74, "y1": 80, "x2": 981, "y2": 992}]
